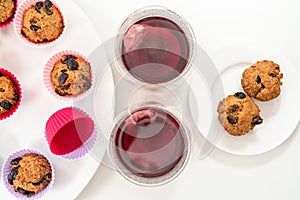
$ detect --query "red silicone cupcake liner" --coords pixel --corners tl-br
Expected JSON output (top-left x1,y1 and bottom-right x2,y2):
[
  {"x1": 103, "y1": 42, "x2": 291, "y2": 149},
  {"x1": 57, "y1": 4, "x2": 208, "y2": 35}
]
[
  {"x1": 45, "y1": 107, "x2": 97, "y2": 160},
  {"x1": 0, "y1": 68, "x2": 22, "y2": 120},
  {"x1": 56, "y1": 125, "x2": 97, "y2": 160},
  {"x1": 13, "y1": 0, "x2": 66, "y2": 48},
  {"x1": 43, "y1": 50, "x2": 94, "y2": 101},
  {"x1": 0, "y1": 0, "x2": 18, "y2": 28},
  {"x1": 1, "y1": 148, "x2": 55, "y2": 200}
]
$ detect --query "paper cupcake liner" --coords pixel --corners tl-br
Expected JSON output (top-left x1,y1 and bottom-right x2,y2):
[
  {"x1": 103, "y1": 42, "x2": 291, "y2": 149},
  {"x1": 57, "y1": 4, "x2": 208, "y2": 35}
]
[
  {"x1": 0, "y1": 0, "x2": 18, "y2": 28},
  {"x1": 45, "y1": 107, "x2": 98, "y2": 160},
  {"x1": 1, "y1": 148, "x2": 55, "y2": 200},
  {"x1": 0, "y1": 68, "x2": 22, "y2": 121},
  {"x1": 43, "y1": 50, "x2": 95, "y2": 101},
  {"x1": 13, "y1": 0, "x2": 66, "y2": 48}
]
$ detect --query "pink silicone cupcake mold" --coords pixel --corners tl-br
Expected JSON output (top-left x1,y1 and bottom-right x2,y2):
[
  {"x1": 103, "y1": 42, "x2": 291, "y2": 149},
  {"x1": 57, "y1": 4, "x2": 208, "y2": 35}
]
[{"x1": 45, "y1": 107, "x2": 97, "y2": 160}]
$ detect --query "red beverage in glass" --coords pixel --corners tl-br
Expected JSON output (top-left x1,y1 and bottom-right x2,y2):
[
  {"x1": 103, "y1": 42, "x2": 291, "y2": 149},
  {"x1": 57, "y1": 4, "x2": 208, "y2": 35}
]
[
  {"x1": 121, "y1": 17, "x2": 190, "y2": 84},
  {"x1": 113, "y1": 107, "x2": 187, "y2": 178}
]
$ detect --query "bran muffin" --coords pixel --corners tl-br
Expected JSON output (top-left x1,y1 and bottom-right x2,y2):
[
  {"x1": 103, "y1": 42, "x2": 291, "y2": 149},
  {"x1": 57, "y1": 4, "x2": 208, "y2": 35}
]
[
  {"x1": 0, "y1": 0, "x2": 16, "y2": 25},
  {"x1": 21, "y1": 0, "x2": 64, "y2": 43},
  {"x1": 0, "y1": 72, "x2": 19, "y2": 115},
  {"x1": 217, "y1": 92, "x2": 263, "y2": 136},
  {"x1": 7, "y1": 153, "x2": 52, "y2": 197},
  {"x1": 241, "y1": 60, "x2": 283, "y2": 101},
  {"x1": 50, "y1": 54, "x2": 92, "y2": 97}
]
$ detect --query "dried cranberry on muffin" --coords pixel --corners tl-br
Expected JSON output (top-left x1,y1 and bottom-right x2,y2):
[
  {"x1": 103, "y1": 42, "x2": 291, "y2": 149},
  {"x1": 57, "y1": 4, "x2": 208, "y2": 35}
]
[
  {"x1": 21, "y1": 0, "x2": 64, "y2": 43},
  {"x1": 0, "y1": 71, "x2": 19, "y2": 116},
  {"x1": 7, "y1": 153, "x2": 52, "y2": 197},
  {"x1": 0, "y1": 0, "x2": 16, "y2": 25},
  {"x1": 241, "y1": 60, "x2": 283, "y2": 101},
  {"x1": 50, "y1": 55, "x2": 92, "y2": 97},
  {"x1": 217, "y1": 92, "x2": 263, "y2": 136}
]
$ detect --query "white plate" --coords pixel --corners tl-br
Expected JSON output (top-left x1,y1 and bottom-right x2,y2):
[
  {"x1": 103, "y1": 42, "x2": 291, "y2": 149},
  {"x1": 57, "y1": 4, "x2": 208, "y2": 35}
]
[
  {"x1": 190, "y1": 41, "x2": 300, "y2": 156},
  {"x1": 0, "y1": 0, "x2": 107, "y2": 199}
]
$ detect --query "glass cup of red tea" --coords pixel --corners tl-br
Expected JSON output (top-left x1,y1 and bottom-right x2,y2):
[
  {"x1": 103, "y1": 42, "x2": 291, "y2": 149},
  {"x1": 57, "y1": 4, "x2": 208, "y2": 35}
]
[
  {"x1": 114, "y1": 6, "x2": 195, "y2": 85},
  {"x1": 108, "y1": 103, "x2": 191, "y2": 186},
  {"x1": 108, "y1": 6, "x2": 195, "y2": 186}
]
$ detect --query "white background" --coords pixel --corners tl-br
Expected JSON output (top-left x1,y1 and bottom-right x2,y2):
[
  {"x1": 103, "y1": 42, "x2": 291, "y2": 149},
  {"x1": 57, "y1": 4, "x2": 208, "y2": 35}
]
[
  {"x1": 75, "y1": 0, "x2": 300, "y2": 199},
  {"x1": 0, "y1": 0, "x2": 300, "y2": 200}
]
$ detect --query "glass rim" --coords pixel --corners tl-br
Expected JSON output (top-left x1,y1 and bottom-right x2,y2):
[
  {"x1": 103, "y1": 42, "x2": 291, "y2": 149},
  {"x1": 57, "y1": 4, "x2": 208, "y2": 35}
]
[{"x1": 114, "y1": 5, "x2": 196, "y2": 86}]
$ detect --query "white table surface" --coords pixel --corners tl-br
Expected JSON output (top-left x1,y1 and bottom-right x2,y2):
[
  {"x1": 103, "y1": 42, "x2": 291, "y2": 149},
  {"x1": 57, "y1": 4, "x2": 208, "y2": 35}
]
[{"x1": 74, "y1": 0, "x2": 300, "y2": 200}]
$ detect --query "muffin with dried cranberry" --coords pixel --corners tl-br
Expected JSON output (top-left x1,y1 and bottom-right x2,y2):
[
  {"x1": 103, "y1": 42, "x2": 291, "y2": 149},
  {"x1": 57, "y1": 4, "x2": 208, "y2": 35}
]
[
  {"x1": 0, "y1": 0, "x2": 16, "y2": 27},
  {"x1": 7, "y1": 153, "x2": 53, "y2": 197},
  {"x1": 217, "y1": 92, "x2": 263, "y2": 136},
  {"x1": 20, "y1": 0, "x2": 64, "y2": 43},
  {"x1": 241, "y1": 60, "x2": 283, "y2": 101},
  {"x1": 0, "y1": 69, "x2": 20, "y2": 118},
  {"x1": 50, "y1": 54, "x2": 92, "y2": 97}
]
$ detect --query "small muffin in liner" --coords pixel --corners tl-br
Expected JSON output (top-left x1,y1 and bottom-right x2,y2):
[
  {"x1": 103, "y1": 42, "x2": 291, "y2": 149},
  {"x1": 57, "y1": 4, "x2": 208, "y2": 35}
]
[
  {"x1": 13, "y1": 0, "x2": 66, "y2": 48},
  {"x1": 45, "y1": 107, "x2": 97, "y2": 160},
  {"x1": 0, "y1": 0, "x2": 18, "y2": 28},
  {"x1": 0, "y1": 68, "x2": 22, "y2": 121},
  {"x1": 1, "y1": 148, "x2": 55, "y2": 200},
  {"x1": 43, "y1": 50, "x2": 94, "y2": 101}
]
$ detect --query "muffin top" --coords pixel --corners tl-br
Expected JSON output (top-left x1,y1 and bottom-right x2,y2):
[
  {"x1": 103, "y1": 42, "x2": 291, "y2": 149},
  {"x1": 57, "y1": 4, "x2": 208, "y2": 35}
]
[
  {"x1": 0, "y1": 72, "x2": 19, "y2": 115},
  {"x1": 51, "y1": 55, "x2": 92, "y2": 97},
  {"x1": 8, "y1": 153, "x2": 52, "y2": 197},
  {"x1": 0, "y1": 0, "x2": 16, "y2": 24},
  {"x1": 21, "y1": 0, "x2": 64, "y2": 43},
  {"x1": 217, "y1": 92, "x2": 263, "y2": 136},
  {"x1": 241, "y1": 60, "x2": 283, "y2": 101}
]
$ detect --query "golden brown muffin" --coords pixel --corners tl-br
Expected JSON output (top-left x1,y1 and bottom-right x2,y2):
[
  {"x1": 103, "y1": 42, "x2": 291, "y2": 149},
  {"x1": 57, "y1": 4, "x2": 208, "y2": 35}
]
[
  {"x1": 51, "y1": 55, "x2": 92, "y2": 96},
  {"x1": 217, "y1": 92, "x2": 263, "y2": 136},
  {"x1": 21, "y1": 0, "x2": 64, "y2": 43},
  {"x1": 8, "y1": 153, "x2": 52, "y2": 197},
  {"x1": 241, "y1": 60, "x2": 283, "y2": 101},
  {"x1": 0, "y1": 73, "x2": 19, "y2": 115},
  {"x1": 0, "y1": 0, "x2": 16, "y2": 24}
]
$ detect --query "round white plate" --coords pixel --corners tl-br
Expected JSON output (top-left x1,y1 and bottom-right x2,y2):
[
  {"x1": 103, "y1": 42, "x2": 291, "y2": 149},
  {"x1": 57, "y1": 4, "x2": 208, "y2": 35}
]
[
  {"x1": 191, "y1": 41, "x2": 300, "y2": 156},
  {"x1": 0, "y1": 0, "x2": 107, "y2": 199}
]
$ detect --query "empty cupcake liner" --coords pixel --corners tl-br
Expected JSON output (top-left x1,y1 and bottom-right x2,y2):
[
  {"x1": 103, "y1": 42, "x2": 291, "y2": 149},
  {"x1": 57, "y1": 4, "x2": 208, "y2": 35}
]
[
  {"x1": 45, "y1": 107, "x2": 97, "y2": 160},
  {"x1": 0, "y1": 68, "x2": 22, "y2": 121},
  {"x1": 0, "y1": 0, "x2": 18, "y2": 28},
  {"x1": 13, "y1": 0, "x2": 66, "y2": 48},
  {"x1": 1, "y1": 148, "x2": 55, "y2": 200},
  {"x1": 56, "y1": 125, "x2": 97, "y2": 160},
  {"x1": 43, "y1": 50, "x2": 94, "y2": 101}
]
